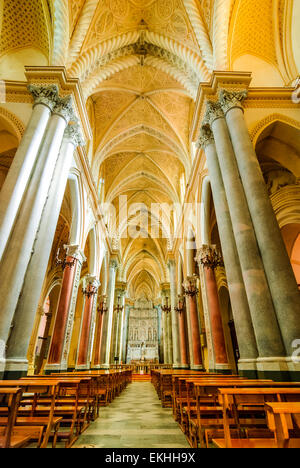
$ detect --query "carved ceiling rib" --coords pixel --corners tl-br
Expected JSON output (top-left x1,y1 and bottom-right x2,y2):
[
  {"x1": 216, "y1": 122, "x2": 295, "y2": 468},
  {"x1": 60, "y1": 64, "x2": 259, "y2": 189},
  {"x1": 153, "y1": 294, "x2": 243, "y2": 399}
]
[
  {"x1": 97, "y1": 125, "x2": 190, "y2": 172},
  {"x1": 182, "y1": 0, "x2": 214, "y2": 69},
  {"x1": 52, "y1": 0, "x2": 69, "y2": 65},
  {"x1": 212, "y1": 0, "x2": 234, "y2": 69},
  {"x1": 68, "y1": 31, "x2": 140, "y2": 77},
  {"x1": 67, "y1": 0, "x2": 99, "y2": 68}
]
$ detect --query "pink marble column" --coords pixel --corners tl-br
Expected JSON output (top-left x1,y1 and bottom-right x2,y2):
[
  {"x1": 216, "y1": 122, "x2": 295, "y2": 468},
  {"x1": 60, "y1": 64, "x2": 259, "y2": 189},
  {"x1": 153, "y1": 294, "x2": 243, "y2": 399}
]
[
  {"x1": 93, "y1": 298, "x2": 106, "y2": 367},
  {"x1": 178, "y1": 310, "x2": 189, "y2": 368},
  {"x1": 183, "y1": 277, "x2": 203, "y2": 369},
  {"x1": 48, "y1": 256, "x2": 77, "y2": 365},
  {"x1": 204, "y1": 266, "x2": 229, "y2": 366},
  {"x1": 77, "y1": 279, "x2": 98, "y2": 367},
  {"x1": 197, "y1": 246, "x2": 229, "y2": 369}
]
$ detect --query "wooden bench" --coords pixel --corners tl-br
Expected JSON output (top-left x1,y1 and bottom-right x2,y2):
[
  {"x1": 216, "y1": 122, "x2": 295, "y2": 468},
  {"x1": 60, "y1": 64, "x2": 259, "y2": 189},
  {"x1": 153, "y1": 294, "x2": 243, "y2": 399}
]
[
  {"x1": 265, "y1": 402, "x2": 300, "y2": 448},
  {"x1": 212, "y1": 387, "x2": 300, "y2": 448},
  {"x1": 18, "y1": 377, "x2": 86, "y2": 447},
  {"x1": 0, "y1": 380, "x2": 64, "y2": 448},
  {"x1": 0, "y1": 388, "x2": 41, "y2": 448}
]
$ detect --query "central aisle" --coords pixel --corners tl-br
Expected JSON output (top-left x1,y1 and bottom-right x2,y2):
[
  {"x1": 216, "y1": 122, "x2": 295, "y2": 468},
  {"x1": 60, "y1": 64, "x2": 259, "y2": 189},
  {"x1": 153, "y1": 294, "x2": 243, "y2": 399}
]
[{"x1": 73, "y1": 382, "x2": 190, "y2": 448}]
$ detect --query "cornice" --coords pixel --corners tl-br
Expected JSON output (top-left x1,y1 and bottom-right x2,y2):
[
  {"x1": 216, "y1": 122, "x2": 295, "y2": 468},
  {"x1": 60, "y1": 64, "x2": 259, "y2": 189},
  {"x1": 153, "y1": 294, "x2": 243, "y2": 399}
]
[
  {"x1": 190, "y1": 71, "x2": 300, "y2": 143},
  {"x1": 24, "y1": 66, "x2": 92, "y2": 142}
]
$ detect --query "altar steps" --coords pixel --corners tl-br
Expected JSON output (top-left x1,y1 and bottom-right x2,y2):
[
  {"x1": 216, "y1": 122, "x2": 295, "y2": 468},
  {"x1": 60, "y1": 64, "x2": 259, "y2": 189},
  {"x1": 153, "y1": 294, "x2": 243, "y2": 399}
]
[{"x1": 132, "y1": 374, "x2": 151, "y2": 382}]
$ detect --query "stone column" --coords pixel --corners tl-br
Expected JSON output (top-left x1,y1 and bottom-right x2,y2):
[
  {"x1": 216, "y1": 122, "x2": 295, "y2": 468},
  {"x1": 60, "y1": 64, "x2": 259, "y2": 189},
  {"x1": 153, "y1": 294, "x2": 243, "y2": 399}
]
[
  {"x1": 204, "y1": 101, "x2": 286, "y2": 366},
  {"x1": 197, "y1": 125, "x2": 258, "y2": 376},
  {"x1": 196, "y1": 246, "x2": 230, "y2": 373},
  {"x1": 176, "y1": 296, "x2": 189, "y2": 369},
  {"x1": 183, "y1": 276, "x2": 203, "y2": 370},
  {"x1": 0, "y1": 94, "x2": 74, "y2": 377},
  {"x1": 4, "y1": 125, "x2": 83, "y2": 378},
  {"x1": 157, "y1": 305, "x2": 164, "y2": 364},
  {"x1": 121, "y1": 305, "x2": 130, "y2": 364},
  {"x1": 0, "y1": 84, "x2": 58, "y2": 261},
  {"x1": 220, "y1": 90, "x2": 300, "y2": 365},
  {"x1": 168, "y1": 259, "x2": 181, "y2": 368},
  {"x1": 101, "y1": 260, "x2": 118, "y2": 368},
  {"x1": 59, "y1": 247, "x2": 86, "y2": 371},
  {"x1": 46, "y1": 246, "x2": 86, "y2": 372},
  {"x1": 118, "y1": 291, "x2": 126, "y2": 364},
  {"x1": 161, "y1": 287, "x2": 172, "y2": 364},
  {"x1": 76, "y1": 276, "x2": 99, "y2": 369},
  {"x1": 92, "y1": 295, "x2": 107, "y2": 368}
]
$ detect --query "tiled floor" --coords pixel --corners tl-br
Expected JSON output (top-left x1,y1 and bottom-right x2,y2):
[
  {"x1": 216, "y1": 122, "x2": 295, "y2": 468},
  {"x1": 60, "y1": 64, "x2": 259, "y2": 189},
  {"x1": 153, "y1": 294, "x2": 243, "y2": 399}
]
[{"x1": 73, "y1": 382, "x2": 190, "y2": 448}]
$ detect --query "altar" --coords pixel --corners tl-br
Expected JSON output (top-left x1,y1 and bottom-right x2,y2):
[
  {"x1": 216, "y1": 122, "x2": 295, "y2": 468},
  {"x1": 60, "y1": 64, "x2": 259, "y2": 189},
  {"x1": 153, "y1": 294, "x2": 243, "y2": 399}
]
[{"x1": 126, "y1": 299, "x2": 159, "y2": 363}]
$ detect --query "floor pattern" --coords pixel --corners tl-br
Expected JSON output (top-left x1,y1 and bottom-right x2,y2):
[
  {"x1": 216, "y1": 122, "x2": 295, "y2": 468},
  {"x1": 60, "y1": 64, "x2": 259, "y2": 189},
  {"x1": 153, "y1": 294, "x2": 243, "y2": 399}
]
[{"x1": 73, "y1": 382, "x2": 190, "y2": 448}]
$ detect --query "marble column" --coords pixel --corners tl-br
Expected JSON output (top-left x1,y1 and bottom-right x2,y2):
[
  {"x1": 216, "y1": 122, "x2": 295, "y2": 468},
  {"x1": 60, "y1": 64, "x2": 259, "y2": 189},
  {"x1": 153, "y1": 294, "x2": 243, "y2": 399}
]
[
  {"x1": 0, "y1": 84, "x2": 58, "y2": 261},
  {"x1": 220, "y1": 89, "x2": 300, "y2": 363},
  {"x1": 157, "y1": 306, "x2": 164, "y2": 364},
  {"x1": 59, "y1": 247, "x2": 86, "y2": 371},
  {"x1": 176, "y1": 296, "x2": 189, "y2": 369},
  {"x1": 101, "y1": 260, "x2": 118, "y2": 368},
  {"x1": 204, "y1": 101, "x2": 285, "y2": 363},
  {"x1": 118, "y1": 292, "x2": 126, "y2": 364},
  {"x1": 92, "y1": 296, "x2": 106, "y2": 368},
  {"x1": 46, "y1": 247, "x2": 86, "y2": 371},
  {"x1": 197, "y1": 246, "x2": 230, "y2": 373},
  {"x1": 168, "y1": 260, "x2": 181, "y2": 368},
  {"x1": 161, "y1": 289, "x2": 172, "y2": 364},
  {"x1": 121, "y1": 305, "x2": 130, "y2": 364},
  {"x1": 4, "y1": 125, "x2": 83, "y2": 378},
  {"x1": 76, "y1": 276, "x2": 99, "y2": 369},
  {"x1": 197, "y1": 125, "x2": 258, "y2": 376},
  {"x1": 0, "y1": 94, "x2": 74, "y2": 377},
  {"x1": 183, "y1": 276, "x2": 203, "y2": 370}
]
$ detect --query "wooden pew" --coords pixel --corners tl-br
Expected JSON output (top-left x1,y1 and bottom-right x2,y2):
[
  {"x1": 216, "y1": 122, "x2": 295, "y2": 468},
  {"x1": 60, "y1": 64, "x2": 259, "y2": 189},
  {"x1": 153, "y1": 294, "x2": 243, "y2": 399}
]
[
  {"x1": 212, "y1": 387, "x2": 300, "y2": 448},
  {"x1": 265, "y1": 402, "x2": 300, "y2": 448},
  {"x1": 18, "y1": 377, "x2": 87, "y2": 447},
  {"x1": 0, "y1": 388, "x2": 33, "y2": 448},
  {"x1": 0, "y1": 381, "x2": 62, "y2": 448}
]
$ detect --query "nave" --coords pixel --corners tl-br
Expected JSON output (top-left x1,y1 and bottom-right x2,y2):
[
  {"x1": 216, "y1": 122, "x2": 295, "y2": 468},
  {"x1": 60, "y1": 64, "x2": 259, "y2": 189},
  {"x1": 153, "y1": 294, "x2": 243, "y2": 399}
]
[
  {"x1": 0, "y1": 0, "x2": 300, "y2": 450},
  {"x1": 73, "y1": 381, "x2": 189, "y2": 449}
]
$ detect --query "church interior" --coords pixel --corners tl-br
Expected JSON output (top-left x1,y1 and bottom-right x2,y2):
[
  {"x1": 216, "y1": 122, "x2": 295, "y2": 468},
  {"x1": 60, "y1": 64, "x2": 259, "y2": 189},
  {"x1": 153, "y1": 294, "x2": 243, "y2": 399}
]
[{"x1": 0, "y1": 0, "x2": 300, "y2": 449}]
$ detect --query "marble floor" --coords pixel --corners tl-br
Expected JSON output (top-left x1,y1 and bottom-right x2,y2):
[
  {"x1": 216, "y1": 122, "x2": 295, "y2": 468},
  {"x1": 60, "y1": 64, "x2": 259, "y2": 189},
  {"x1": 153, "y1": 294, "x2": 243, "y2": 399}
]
[{"x1": 73, "y1": 382, "x2": 190, "y2": 448}]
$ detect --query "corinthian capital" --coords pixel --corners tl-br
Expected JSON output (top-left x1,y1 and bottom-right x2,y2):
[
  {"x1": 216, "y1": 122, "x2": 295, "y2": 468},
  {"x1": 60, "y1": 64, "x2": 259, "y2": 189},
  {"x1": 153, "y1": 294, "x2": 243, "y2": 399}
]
[
  {"x1": 64, "y1": 123, "x2": 85, "y2": 147},
  {"x1": 197, "y1": 124, "x2": 214, "y2": 149},
  {"x1": 109, "y1": 259, "x2": 118, "y2": 270},
  {"x1": 219, "y1": 89, "x2": 248, "y2": 114},
  {"x1": 195, "y1": 245, "x2": 223, "y2": 270},
  {"x1": 53, "y1": 94, "x2": 76, "y2": 124},
  {"x1": 28, "y1": 84, "x2": 59, "y2": 111},
  {"x1": 204, "y1": 101, "x2": 224, "y2": 126}
]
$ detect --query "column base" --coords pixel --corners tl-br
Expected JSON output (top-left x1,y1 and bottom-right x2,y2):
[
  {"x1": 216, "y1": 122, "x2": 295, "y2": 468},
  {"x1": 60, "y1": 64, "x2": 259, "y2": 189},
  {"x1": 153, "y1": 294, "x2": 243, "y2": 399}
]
[
  {"x1": 237, "y1": 359, "x2": 258, "y2": 379},
  {"x1": 101, "y1": 364, "x2": 110, "y2": 370},
  {"x1": 3, "y1": 358, "x2": 28, "y2": 380},
  {"x1": 256, "y1": 357, "x2": 300, "y2": 382},
  {"x1": 44, "y1": 363, "x2": 68, "y2": 374},
  {"x1": 190, "y1": 365, "x2": 204, "y2": 371},
  {"x1": 0, "y1": 359, "x2": 5, "y2": 379},
  {"x1": 210, "y1": 364, "x2": 232, "y2": 375},
  {"x1": 75, "y1": 364, "x2": 90, "y2": 371},
  {"x1": 178, "y1": 364, "x2": 190, "y2": 369}
]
